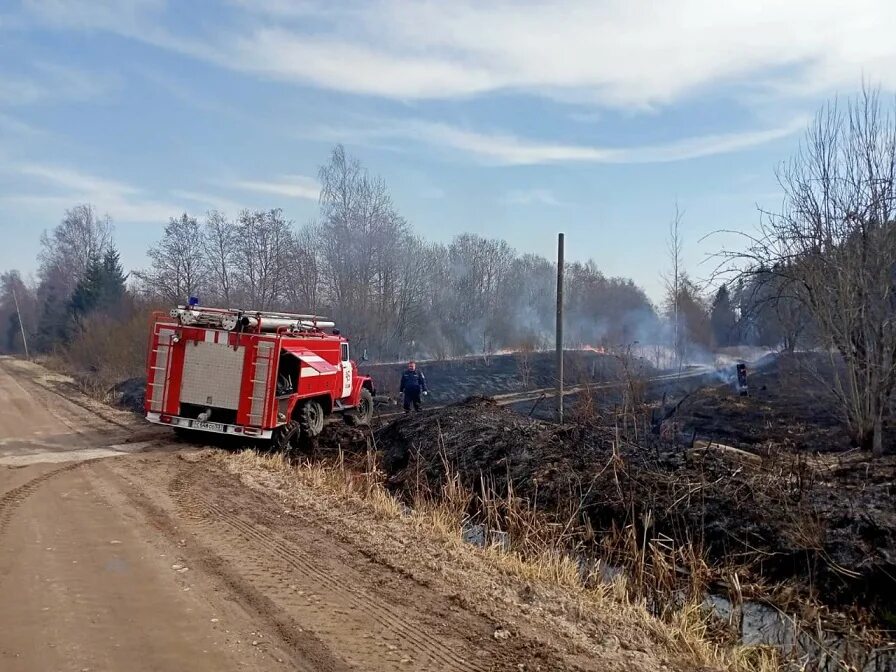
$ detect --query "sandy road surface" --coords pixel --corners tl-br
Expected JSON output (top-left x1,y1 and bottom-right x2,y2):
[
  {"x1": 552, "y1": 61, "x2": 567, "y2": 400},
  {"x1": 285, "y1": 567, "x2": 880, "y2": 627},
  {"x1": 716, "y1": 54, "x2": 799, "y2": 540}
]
[{"x1": 0, "y1": 358, "x2": 578, "y2": 672}]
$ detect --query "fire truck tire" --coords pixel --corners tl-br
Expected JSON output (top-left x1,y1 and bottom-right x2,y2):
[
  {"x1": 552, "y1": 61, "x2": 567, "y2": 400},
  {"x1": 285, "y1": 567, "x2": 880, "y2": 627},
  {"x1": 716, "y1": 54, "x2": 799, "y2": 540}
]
[
  {"x1": 273, "y1": 420, "x2": 301, "y2": 453},
  {"x1": 346, "y1": 389, "x2": 374, "y2": 426},
  {"x1": 299, "y1": 399, "x2": 325, "y2": 437}
]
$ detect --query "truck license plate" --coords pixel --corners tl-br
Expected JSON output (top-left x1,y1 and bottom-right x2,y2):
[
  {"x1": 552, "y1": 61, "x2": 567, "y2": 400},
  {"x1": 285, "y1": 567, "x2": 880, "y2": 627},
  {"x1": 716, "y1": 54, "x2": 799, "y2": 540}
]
[{"x1": 193, "y1": 420, "x2": 224, "y2": 432}]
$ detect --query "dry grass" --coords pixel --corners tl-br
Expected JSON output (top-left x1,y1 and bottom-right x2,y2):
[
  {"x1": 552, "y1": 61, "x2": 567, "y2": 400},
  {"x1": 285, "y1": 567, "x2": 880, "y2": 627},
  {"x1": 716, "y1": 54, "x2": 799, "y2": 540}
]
[
  {"x1": 40, "y1": 309, "x2": 152, "y2": 402},
  {"x1": 218, "y1": 446, "x2": 784, "y2": 672}
]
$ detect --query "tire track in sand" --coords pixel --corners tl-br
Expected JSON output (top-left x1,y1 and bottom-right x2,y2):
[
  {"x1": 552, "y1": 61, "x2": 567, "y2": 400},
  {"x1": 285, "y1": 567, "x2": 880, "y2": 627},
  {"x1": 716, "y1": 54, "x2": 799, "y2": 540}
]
[
  {"x1": 0, "y1": 461, "x2": 90, "y2": 537},
  {"x1": 170, "y1": 462, "x2": 489, "y2": 672}
]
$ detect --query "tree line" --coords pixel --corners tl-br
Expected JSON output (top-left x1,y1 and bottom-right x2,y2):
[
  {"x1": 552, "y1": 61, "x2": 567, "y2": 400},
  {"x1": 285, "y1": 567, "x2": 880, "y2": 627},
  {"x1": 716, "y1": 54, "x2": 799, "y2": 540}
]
[
  {"x1": 1, "y1": 146, "x2": 813, "y2": 366},
  {"x1": 2, "y1": 87, "x2": 892, "y2": 457},
  {"x1": 105, "y1": 145, "x2": 670, "y2": 361}
]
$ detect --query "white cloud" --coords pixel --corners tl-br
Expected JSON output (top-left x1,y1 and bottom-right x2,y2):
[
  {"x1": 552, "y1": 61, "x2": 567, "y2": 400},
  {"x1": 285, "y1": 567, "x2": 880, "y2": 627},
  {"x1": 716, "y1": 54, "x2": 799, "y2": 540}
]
[
  {"x1": 221, "y1": 175, "x2": 320, "y2": 200},
  {"x1": 170, "y1": 189, "x2": 246, "y2": 215},
  {"x1": 9, "y1": 163, "x2": 179, "y2": 222},
  {"x1": 502, "y1": 188, "x2": 564, "y2": 207},
  {"x1": 325, "y1": 117, "x2": 806, "y2": 166},
  {"x1": 2, "y1": 164, "x2": 316, "y2": 228},
  {"x1": 19, "y1": 164, "x2": 137, "y2": 195},
  {"x1": 236, "y1": 1, "x2": 896, "y2": 106},
  {"x1": 20, "y1": 0, "x2": 896, "y2": 108}
]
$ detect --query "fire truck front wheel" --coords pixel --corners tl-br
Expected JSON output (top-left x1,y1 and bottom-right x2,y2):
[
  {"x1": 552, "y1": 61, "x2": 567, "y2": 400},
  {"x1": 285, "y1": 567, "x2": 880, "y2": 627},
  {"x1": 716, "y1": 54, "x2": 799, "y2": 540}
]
[
  {"x1": 299, "y1": 399, "x2": 326, "y2": 437},
  {"x1": 345, "y1": 389, "x2": 374, "y2": 426}
]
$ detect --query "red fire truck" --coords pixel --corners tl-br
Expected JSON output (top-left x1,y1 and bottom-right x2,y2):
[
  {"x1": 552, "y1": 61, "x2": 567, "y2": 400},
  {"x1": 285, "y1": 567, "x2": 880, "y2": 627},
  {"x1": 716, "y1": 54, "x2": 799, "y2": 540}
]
[{"x1": 145, "y1": 304, "x2": 375, "y2": 450}]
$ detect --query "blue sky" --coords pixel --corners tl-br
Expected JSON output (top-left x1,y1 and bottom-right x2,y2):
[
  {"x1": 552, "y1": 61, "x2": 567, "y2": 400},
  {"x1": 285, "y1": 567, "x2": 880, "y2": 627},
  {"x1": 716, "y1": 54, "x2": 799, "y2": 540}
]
[{"x1": 1, "y1": 0, "x2": 894, "y2": 302}]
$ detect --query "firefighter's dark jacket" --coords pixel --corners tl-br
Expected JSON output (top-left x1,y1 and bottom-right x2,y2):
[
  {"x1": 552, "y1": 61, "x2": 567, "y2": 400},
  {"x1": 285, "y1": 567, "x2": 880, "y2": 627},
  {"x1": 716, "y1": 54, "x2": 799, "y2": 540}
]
[{"x1": 399, "y1": 369, "x2": 427, "y2": 394}]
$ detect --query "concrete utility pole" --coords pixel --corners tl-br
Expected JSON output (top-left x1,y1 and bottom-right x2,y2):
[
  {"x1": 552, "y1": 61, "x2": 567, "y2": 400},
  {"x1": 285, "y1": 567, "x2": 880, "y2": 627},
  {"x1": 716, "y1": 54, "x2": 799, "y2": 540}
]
[
  {"x1": 556, "y1": 233, "x2": 564, "y2": 423},
  {"x1": 11, "y1": 286, "x2": 30, "y2": 360}
]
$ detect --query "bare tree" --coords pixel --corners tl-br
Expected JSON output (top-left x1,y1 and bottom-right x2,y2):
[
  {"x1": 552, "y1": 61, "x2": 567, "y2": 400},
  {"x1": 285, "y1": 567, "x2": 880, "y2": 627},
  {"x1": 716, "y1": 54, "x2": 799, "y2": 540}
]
[
  {"x1": 33, "y1": 205, "x2": 115, "y2": 349},
  {"x1": 380, "y1": 235, "x2": 429, "y2": 357},
  {"x1": 202, "y1": 210, "x2": 238, "y2": 305},
  {"x1": 663, "y1": 203, "x2": 685, "y2": 368},
  {"x1": 565, "y1": 261, "x2": 656, "y2": 348},
  {"x1": 283, "y1": 225, "x2": 321, "y2": 313},
  {"x1": 736, "y1": 270, "x2": 814, "y2": 352},
  {"x1": 515, "y1": 339, "x2": 537, "y2": 389},
  {"x1": 38, "y1": 204, "x2": 113, "y2": 292},
  {"x1": 315, "y1": 145, "x2": 414, "y2": 354},
  {"x1": 737, "y1": 87, "x2": 896, "y2": 455},
  {"x1": 135, "y1": 213, "x2": 206, "y2": 304},
  {"x1": 447, "y1": 233, "x2": 515, "y2": 353},
  {"x1": 235, "y1": 209, "x2": 293, "y2": 310}
]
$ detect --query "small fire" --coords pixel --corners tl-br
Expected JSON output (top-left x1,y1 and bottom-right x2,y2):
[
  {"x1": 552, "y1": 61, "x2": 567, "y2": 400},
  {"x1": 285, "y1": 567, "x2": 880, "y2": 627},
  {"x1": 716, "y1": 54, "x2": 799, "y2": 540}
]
[{"x1": 581, "y1": 345, "x2": 608, "y2": 354}]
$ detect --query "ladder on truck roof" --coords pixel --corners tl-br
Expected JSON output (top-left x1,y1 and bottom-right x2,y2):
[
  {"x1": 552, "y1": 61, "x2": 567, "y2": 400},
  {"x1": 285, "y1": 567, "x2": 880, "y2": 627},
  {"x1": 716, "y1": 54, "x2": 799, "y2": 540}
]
[{"x1": 170, "y1": 305, "x2": 336, "y2": 333}]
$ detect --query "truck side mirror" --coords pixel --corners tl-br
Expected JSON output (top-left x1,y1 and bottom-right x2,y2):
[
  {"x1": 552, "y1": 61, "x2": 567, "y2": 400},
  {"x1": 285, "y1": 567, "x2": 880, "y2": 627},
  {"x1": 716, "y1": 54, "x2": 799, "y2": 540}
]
[{"x1": 361, "y1": 348, "x2": 369, "y2": 363}]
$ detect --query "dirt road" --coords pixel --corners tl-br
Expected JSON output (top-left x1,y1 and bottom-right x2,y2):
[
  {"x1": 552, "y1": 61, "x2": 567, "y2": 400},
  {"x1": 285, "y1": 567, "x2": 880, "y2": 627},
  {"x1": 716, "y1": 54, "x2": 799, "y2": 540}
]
[{"x1": 0, "y1": 358, "x2": 593, "y2": 672}]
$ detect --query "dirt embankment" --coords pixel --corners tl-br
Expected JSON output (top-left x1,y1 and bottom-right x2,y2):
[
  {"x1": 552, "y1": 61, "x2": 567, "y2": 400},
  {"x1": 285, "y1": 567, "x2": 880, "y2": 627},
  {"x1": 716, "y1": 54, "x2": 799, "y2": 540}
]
[{"x1": 374, "y1": 396, "x2": 896, "y2": 623}]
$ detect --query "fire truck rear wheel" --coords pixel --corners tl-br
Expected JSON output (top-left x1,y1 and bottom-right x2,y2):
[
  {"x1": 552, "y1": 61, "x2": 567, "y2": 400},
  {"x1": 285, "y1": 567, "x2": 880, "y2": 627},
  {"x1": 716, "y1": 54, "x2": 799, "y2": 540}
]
[
  {"x1": 273, "y1": 420, "x2": 301, "y2": 453},
  {"x1": 299, "y1": 400, "x2": 325, "y2": 437}
]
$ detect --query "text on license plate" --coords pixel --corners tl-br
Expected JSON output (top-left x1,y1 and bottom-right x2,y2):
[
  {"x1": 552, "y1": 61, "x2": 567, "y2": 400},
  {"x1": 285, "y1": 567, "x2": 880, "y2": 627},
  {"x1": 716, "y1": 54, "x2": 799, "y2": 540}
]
[{"x1": 192, "y1": 421, "x2": 224, "y2": 432}]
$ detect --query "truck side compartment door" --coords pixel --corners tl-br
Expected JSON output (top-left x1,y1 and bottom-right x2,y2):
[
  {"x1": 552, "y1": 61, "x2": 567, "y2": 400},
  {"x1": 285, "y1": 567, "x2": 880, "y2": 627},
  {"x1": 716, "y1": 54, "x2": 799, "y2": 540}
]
[{"x1": 340, "y1": 343, "x2": 352, "y2": 399}]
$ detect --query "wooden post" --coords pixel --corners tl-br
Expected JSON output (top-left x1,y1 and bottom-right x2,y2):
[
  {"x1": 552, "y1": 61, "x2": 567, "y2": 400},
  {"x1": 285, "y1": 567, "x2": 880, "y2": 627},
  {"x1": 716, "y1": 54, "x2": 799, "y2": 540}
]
[{"x1": 556, "y1": 233, "x2": 564, "y2": 423}]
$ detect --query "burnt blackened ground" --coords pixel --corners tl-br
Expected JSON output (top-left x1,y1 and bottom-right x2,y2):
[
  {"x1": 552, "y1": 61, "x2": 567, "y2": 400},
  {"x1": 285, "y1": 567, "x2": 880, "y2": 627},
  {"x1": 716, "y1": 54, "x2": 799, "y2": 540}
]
[
  {"x1": 111, "y1": 350, "x2": 649, "y2": 413},
  {"x1": 373, "y1": 396, "x2": 896, "y2": 626},
  {"x1": 361, "y1": 350, "x2": 657, "y2": 405},
  {"x1": 111, "y1": 376, "x2": 146, "y2": 413},
  {"x1": 673, "y1": 353, "x2": 895, "y2": 453}
]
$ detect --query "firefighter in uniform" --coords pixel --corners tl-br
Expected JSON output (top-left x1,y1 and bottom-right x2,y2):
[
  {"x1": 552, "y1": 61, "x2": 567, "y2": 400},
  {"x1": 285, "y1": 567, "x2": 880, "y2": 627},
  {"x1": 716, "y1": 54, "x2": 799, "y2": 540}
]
[{"x1": 399, "y1": 361, "x2": 427, "y2": 413}]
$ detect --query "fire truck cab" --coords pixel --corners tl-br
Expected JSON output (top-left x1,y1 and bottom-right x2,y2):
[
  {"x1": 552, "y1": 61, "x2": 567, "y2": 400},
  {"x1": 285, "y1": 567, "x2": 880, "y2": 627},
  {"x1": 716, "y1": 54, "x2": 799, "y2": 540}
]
[{"x1": 145, "y1": 305, "x2": 375, "y2": 450}]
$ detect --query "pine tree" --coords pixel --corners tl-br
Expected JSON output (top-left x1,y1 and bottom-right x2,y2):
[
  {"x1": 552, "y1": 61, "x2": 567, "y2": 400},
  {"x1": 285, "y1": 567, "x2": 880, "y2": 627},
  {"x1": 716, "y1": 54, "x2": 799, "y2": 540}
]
[
  {"x1": 710, "y1": 284, "x2": 738, "y2": 347},
  {"x1": 68, "y1": 254, "x2": 104, "y2": 319},
  {"x1": 68, "y1": 247, "x2": 128, "y2": 320},
  {"x1": 99, "y1": 248, "x2": 127, "y2": 305}
]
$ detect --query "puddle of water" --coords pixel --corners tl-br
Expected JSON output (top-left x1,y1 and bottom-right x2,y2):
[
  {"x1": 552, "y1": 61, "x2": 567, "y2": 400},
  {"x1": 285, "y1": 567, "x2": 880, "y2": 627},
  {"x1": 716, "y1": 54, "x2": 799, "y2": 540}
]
[
  {"x1": 461, "y1": 522, "x2": 510, "y2": 551},
  {"x1": 707, "y1": 595, "x2": 896, "y2": 672},
  {"x1": 459, "y1": 524, "x2": 896, "y2": 670}
]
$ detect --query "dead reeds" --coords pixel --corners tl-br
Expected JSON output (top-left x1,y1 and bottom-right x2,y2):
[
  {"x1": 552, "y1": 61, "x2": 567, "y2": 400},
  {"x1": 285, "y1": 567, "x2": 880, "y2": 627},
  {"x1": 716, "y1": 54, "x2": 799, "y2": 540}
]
[{"x1": 222, "y1": 434, "x2": 786, "y2": 672}]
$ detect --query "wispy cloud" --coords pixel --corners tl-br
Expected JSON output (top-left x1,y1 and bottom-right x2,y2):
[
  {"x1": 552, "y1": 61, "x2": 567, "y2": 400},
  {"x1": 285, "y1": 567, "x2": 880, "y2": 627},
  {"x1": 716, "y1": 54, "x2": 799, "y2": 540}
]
[
  {"x1": 502, "y1": 188, "x2": 564, "y2": 207},
  {"x1": 228, "y1": 1, "x2": 896, "y2": 106},
  {"x1": 323, "y1": 117, "x2": 807, "y2": 166},
  {"x1": 170, "y1": 189, "x2": 246, "y2": 215},
  {"x1": 9, "y1": 163, "x2": 179, "y2": 222},
  {"x1": 221, "y1": 175, "x2": 320, "y2": 200},
  {"x1": 18, "y1": 0, "x2": 896, "y2": 108}
]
